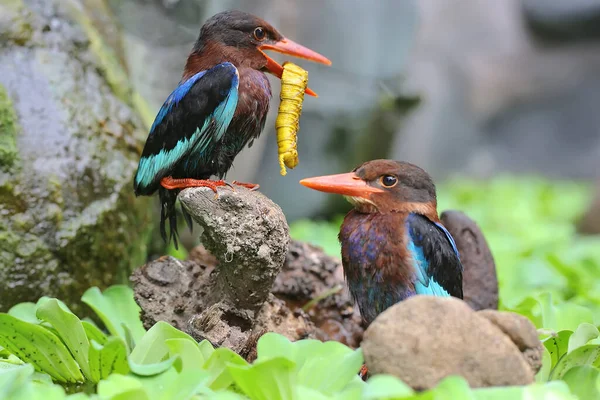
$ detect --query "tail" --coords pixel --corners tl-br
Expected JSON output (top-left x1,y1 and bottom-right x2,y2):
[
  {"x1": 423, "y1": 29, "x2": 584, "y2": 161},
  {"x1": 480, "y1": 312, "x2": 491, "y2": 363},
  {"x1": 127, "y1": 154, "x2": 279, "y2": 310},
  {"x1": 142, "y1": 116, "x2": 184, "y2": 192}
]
[{"x1": 158, "y1": 187, "x2": 181, "y2": 250}]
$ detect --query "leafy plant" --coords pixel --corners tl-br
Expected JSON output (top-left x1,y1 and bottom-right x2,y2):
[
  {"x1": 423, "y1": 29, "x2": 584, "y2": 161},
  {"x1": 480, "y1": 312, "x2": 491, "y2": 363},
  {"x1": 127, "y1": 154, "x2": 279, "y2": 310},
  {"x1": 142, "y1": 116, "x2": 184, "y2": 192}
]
[
  {"x1": 289, "y1": 176, "x2": 600, "y2": 398},
  {"x1": 0, "y1": 177, "x2": 599, "y2": 399}
]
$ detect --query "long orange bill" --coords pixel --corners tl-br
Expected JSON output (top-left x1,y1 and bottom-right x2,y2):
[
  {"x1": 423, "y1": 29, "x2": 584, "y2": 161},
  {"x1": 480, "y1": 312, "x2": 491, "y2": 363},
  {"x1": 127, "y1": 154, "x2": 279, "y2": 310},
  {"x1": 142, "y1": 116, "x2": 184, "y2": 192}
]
[
  {"x1": 300, "y1": 172, "x2": 384, "y2": 199},
  {"x1": 259, "y1": 38, "x2": 331, "y2": 97}
]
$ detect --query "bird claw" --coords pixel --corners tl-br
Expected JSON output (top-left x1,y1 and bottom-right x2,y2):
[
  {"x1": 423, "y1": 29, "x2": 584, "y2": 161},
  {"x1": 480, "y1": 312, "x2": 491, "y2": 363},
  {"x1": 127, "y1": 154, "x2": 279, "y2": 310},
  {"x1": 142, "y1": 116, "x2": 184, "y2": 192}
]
[
  {"x1": 161, "y1": 177, "x2": 229, "y2": 194},
  {"x1": 358, "y1": 364, "x2": 369, "y2": 380},
  {"x1": 231, "y1": 180, "x2": 260, "y2": 191}
]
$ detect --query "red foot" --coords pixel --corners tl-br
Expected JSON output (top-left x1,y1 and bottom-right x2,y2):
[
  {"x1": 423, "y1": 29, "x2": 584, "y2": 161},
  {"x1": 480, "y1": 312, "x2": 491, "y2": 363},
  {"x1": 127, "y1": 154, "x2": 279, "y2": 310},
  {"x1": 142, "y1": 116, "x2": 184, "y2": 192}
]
[
  {"x1": 160, "y1": 177, "x2": 231, "y2": 193},
  {"x1": 359, "y1": 364, "x2": 369, "y2": 380},
  {"x1": 231, "y1": 180, "x2": 260, "y2": 191}
]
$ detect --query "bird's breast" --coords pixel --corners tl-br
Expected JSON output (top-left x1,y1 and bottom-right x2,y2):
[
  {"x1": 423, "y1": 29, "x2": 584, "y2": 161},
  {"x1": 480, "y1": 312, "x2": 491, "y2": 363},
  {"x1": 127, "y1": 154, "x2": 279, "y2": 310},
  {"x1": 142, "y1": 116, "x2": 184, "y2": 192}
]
[
  {"x1": 234, "y1": 69, "x2": 271, "y2": 119},
  {"x1": 340, "y1": 211, "x2": 417, "y2": 324}
]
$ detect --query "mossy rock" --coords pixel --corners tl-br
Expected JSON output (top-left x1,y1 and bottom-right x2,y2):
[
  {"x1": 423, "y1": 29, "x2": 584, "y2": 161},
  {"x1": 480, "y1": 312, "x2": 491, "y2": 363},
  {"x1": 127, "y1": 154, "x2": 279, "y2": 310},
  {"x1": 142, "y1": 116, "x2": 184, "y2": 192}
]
[{"x1": 0, "y1": 0, "x2": 153, "y2": 315}]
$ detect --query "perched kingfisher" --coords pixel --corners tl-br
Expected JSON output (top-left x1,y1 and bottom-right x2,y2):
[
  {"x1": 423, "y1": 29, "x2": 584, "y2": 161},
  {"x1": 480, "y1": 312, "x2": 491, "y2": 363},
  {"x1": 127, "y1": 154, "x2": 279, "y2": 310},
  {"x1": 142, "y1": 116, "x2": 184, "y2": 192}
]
[
  {"x1": 300, "y1": 159, "x2": 463, "y2": 326},
  {"x1": 133, "y1": 10, "x2": 331, "y2": 248}
]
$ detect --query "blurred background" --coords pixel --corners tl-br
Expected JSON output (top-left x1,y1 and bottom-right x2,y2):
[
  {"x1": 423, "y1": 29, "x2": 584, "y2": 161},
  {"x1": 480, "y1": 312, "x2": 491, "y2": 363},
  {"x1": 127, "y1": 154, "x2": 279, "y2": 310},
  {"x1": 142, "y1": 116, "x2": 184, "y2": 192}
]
[
  {"x1": 0, "y1": 0, "x2": 599, "y2": 313},
  {"x1": 106, "y1": 0, "x2": 600, "y2": 220}
]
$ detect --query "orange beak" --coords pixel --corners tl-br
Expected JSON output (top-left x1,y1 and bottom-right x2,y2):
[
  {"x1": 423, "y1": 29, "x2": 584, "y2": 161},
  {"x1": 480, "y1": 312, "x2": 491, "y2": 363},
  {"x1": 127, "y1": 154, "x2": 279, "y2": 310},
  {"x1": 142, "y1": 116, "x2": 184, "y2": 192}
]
[
  {"x1": 259, "y1": 38, "x2": 331, "y2": 97},
  {"x1": 300, "y1": 172, "x2": 384, "y2": 199}
]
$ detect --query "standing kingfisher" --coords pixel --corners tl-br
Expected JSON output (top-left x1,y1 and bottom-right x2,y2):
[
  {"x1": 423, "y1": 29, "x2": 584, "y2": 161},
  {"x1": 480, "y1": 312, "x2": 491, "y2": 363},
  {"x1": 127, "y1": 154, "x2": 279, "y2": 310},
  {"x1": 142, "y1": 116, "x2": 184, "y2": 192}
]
[
  {"x1": 300, "y1": 159, "x2": 463, "y2": 326},
  {"x1": 133, "y1": 10, "x2": 331, "y2": 248}
]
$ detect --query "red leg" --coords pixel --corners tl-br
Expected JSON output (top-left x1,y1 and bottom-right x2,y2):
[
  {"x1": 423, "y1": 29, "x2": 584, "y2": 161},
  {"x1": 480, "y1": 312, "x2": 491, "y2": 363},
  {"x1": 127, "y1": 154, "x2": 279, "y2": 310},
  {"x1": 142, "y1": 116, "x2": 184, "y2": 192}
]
[
  {"x1": 231, "y1": 180, "x2": 260, "y2": 191},
  {"x1": 160, "y1": 176, "x2": 231, "y2": 193}
]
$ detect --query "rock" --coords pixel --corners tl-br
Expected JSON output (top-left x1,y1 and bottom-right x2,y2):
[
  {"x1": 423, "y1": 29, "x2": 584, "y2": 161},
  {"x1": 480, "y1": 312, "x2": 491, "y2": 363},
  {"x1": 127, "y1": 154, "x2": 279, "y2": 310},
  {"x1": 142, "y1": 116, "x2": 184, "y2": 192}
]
[
  {"x1": 272, "y1": 240, "x2": 364, "y2": 348},
  {"x1": 131, "y1": 188, "x2": 321, "y2": 360},
  {"x1": 132, "y1": 235, "x2": 365, "y2": 358},
  {"x1": 477, "y1": 310, "x2": 544, "y2": 375},
  {"x1": 132, "y1": 251, "x2": 317, "y2": 361},
  {"x1": 440, "y1": 210, "x2": 498, "y2": 311},
  {"x1": 362, "y1": 296, "x2": 535, "y2": 390},
  {"x1": 0, "y1": 0, "x2": 153, "y2": 314},
  {"x1": 178, "y1": 186, "x2": 289, "y2": 312}
]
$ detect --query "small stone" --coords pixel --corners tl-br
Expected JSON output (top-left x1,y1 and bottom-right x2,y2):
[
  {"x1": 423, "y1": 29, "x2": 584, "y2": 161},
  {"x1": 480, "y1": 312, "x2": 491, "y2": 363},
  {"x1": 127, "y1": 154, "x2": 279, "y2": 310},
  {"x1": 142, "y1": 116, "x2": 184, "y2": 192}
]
[
  {"x1": 477, "y1": 310, "x2": 544, "y2": 374},
  {"x1": 143, "y1": 256, "x2": 183, "y2": 285},
  {"x1": 362, "y1": 296, "x2": 534, "y2": 390}
]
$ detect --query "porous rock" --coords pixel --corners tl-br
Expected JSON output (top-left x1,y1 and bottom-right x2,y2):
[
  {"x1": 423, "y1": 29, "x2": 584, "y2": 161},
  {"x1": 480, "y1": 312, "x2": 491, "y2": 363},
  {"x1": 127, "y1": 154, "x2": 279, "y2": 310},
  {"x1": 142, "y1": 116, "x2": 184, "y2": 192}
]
[
  {"x1": 178, "y1": 186, "x2": 289, "y2": 312},
  {"x1": 441, "y1": 210, "x2": 499, "y2": 311},
  {"x1": 362, "y1": 296, "x2": 535, "y2": 390},
  {"x1": 132, "y1": 187, "x2": 320, "y2": 360}
]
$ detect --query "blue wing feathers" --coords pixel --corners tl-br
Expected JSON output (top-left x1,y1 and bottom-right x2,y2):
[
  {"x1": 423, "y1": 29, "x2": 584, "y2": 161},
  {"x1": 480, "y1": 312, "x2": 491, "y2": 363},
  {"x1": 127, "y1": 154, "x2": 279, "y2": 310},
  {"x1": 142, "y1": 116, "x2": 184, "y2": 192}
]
[
  {"x1": 434, "y1": 222, "x2": 460, "y2": 259},
  {"x1": 150, "y1": 70, "x2": 209, "y2": 134},
  {"x1": 134, "y1": 63, "x2": 239, "y2": 191},
  {"x1": 406, "y1": 213, "x2": 462, "y2": 297}
]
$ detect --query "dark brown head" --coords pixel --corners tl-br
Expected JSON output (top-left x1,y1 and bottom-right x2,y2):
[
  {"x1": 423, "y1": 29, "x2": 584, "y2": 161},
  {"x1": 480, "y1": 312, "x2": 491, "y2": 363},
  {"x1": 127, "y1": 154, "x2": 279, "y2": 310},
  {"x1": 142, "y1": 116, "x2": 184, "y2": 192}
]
[
  {"x1": 187, "y1": 10, "x2": 331, "y2": 96},
  {"x1": 300, "y1": 159, "x2": 439, "y2": 217}
]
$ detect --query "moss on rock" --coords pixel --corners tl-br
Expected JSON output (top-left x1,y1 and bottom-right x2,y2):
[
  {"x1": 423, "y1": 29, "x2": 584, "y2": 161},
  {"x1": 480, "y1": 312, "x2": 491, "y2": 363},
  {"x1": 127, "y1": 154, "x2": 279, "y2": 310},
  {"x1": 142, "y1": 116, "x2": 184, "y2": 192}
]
[
  {"x1": 0, "y1": 0, "x2": 154, "y2": 315},
  {"x1": 0, "y1": 84, "x2": 19, "y2": 171}
]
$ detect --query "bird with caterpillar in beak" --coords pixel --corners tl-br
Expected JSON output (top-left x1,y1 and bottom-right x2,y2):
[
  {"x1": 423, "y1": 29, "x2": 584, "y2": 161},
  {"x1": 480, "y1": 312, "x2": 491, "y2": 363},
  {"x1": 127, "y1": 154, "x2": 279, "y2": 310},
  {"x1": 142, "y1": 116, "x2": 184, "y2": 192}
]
[
  {"x1": 300, "y1": 160, "x2": 463, "y2": 326},
  {"x1": 133, "y1": 10, "x2": 331, "y2": 248}
]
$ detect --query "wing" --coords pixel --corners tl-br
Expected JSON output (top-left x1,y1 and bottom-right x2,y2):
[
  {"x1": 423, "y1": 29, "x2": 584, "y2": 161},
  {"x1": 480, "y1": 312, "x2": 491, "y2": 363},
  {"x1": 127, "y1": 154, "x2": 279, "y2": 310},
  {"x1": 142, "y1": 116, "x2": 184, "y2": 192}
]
[
  {"x1": 134, "y1": 62, "x2": 239, "y2": 194},
  {"x1": 405, "y1": 213, "x2": 463, "y2": 298}
]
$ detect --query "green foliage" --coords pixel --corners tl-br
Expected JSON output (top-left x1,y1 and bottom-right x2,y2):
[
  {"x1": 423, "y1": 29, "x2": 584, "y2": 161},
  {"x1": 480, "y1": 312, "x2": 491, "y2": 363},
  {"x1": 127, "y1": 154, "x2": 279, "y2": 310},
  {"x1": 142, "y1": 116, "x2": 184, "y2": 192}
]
[
  {"x1": 0, "y1": 177, "x2": 599, "y2": 398},
  {"x1": 289, "y1": 177, "x2": 600, "y2": 397}
]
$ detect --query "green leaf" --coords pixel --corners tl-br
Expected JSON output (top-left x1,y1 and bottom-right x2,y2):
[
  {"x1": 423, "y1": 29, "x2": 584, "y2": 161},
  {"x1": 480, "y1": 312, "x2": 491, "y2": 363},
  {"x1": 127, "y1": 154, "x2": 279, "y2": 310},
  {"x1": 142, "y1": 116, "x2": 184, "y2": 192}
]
[
  {"x1": 129, "y1": 321, "x2": 197, "y2": 366},
  {"x1": 129, "y1": 355, "x2": 178, "y2": 377},
  {"x1": 82, "y1": 321, "x2": 107, "y2": 346},
  {"x1": 255, "y1": 332, "x2": 297, "y2": 362},
  {"x1": 562, "y1": 365, "x2": 600, "y2": 399},
  {"x1": 228, "y1": 357, "x2": 296, "y2": 400},
  {"x1": 81, "y1": 286, "x2": 146, "y2": 350},
  {"x1": 157, "y1": 369, "x2": 211, "y2": 400},
  {"x1": 165, "y1": 338, "x2": 206, "y2": 372},
  {"x1": 429, "y1": 376, "x2": 475, "y2": 399},
  {"x1": 551, "y1": 344, "x2": 600, "y2": 380},
  {"x1": 568, "y1": 323, "x2": 599, "y2": 354},
  {"x1": 88, "y1": 337, "x2": 129, "y2": 382},
  {"x1": 295, "y1": 341, "x2": 363, "y2": 394},
  {"x1": 0, "y1": 313, "x2": 83, "y2": 383},
  {"x1": 544, "y1": 330, "x2": 573, "y2": 370},
  {"x1": 0, "y1": 363, "x2": 35, "y2": 396},
  {"x1": 198, "y1": 340, "x2": 215, "y2": 362},
  {"x1": 362, "y1": 375, "x2": 414, "y2": 399},
  {"x1": 36, "y1": 299, "x2": 92, "y2": 381},
  {"x1": 203, "y1": 347, "x2": 248, "y2": 391},
  {"x1": 97, "y1": 374, "x2": 149, "y2": 400},
  {"x1": 8, "y1": 303, "x2": 41, "y2": 324}
]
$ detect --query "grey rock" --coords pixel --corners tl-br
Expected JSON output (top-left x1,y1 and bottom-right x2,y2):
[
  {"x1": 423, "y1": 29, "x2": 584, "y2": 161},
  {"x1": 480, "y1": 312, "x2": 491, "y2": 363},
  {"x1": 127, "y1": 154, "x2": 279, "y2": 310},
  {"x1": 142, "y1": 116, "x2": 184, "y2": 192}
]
[
  {"x1": 0, "y1": 0, "x2": 153, "y2": 314},
  {"x1": 477, "y1": 310, "x2": 544, "y2": 375},
  {"x1": 362, "y1": 296, "x2": 534, "y2": 390},
  {"x1": 178, "y1": 186, "x2": 289, "y2": 312}
]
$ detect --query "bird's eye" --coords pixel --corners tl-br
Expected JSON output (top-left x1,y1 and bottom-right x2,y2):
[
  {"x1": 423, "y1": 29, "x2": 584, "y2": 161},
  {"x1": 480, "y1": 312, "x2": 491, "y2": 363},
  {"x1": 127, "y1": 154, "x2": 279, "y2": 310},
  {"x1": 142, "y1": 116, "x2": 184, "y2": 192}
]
[
  {"x1": 380, "y1": 175, "x2": 398, "y2": 188},
  {"x1": 253, "y1": 27, "x2": 266, "y2": 41}
]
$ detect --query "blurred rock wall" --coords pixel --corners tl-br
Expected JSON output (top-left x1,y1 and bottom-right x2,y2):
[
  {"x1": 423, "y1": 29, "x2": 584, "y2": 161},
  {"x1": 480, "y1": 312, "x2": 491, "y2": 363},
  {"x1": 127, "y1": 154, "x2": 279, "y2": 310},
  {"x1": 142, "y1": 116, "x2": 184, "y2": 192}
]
[{"x1": 106, "y1": 0, "x2": 600, "y2": 221}]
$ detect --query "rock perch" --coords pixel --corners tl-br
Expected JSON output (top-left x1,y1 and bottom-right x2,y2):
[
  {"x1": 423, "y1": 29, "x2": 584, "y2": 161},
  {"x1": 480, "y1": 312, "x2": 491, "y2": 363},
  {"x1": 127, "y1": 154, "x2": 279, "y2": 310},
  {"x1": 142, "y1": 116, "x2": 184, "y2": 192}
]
[
  {"x1": 178, "y1": 186, "x2": 289, "y2": 312},
  {"x1": 131, "y1": 186, "x2": 318, "y2": 358}
]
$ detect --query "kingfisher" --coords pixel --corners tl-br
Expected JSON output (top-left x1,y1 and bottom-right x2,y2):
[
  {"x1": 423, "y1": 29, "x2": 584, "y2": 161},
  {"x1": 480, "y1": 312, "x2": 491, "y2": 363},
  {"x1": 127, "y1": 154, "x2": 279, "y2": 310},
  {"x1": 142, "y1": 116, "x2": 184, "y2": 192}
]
[
  {"x1": 133, "y1": 10, "x2": 331, "y2": 248},
  {"x1": 300, "y1": 159, "x2": 463, "y2": 326}
]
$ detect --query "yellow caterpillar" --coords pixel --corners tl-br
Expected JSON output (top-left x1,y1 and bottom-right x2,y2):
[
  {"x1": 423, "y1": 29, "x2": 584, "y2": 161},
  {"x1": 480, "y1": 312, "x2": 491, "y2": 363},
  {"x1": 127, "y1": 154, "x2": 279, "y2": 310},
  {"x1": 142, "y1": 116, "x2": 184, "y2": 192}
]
[{"x1": 276, "y1": 62, "x2": 309, "y2": 176}]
